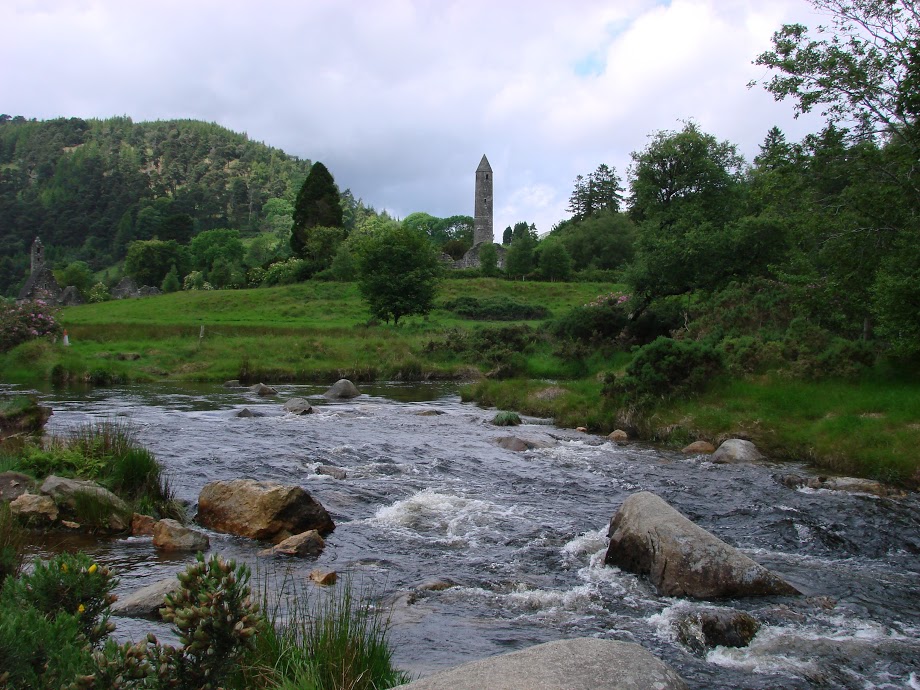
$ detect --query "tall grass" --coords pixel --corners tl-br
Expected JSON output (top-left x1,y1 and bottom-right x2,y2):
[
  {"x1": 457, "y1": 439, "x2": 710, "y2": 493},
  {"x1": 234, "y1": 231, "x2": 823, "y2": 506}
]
[
  {"x1": 240, "y1": 575, "x2": 410, "y2": 690},
  {"x1": 0, "y1": 502, "x2": 26, "y2": 585}
]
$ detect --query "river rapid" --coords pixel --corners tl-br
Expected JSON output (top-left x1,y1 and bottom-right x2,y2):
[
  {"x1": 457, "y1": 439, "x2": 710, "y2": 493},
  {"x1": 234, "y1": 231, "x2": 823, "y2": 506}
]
[{"x1": 7, "y1": 381, "x2": 920, "y2": 689}]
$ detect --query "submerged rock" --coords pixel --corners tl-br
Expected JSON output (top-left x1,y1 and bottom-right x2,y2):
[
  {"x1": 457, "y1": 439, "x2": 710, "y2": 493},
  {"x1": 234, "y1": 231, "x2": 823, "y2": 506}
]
[
  {"x1": 283, "y1": 398, "x2": 314, "y2": 415},
  {"x1": 495, "y1": 436, "x2": 552, "y2": 452},
  {"x1": 153, "y1": 519, "x2": 210, "y2": 551},
  {"x1": 316, "y1": 465, "x2": 346, "y2": 480},
  {"x1": 236, "y1": 408, "x2": 264, "y2": 418},
  {"x1": 260, "y1": 530, "x2": 325, "y2": 558},
  {"x1": 605, "y1": 491, "x2": 799, "y2": 599},
  {"x1": 111, "y1": 578, "x2": 180, "y2": 618},
  {"x1": 250, "y1": 383, "x2": 278, "y2": 396},
  {"x1": 310, "y1": 568, "x2": 337, "y2": 585},
  {"x1": 711, "y1": 439, "x2": 764, "y2": 464},
  {"x1": 197, "y1": 479, "x2": 334, "y2": 541},
  {"x1": 393, "y1": 638, "x2": 687, "y2": 690},
  {"x1": 674, "y1": 607, "x2": 761, "y2": 655},
  {"x1": 776, "y1": 473, "x2": 905, "y2": 498},
  {"x1": 323, "y1": 379, "x2": 360, "y2": 399}
]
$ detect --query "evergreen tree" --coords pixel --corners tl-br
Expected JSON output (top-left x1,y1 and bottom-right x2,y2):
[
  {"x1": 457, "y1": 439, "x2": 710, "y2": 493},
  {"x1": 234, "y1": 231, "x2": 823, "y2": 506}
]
[
  {"x1": 291, "y1": 162, "x2": 343, "y2": 259},
  {"x1": 478, "y1": 243, "x2": 499, "y2": 277},
  {"x1": 161, "y1": 263, "x2": 180, "y2": 292}
]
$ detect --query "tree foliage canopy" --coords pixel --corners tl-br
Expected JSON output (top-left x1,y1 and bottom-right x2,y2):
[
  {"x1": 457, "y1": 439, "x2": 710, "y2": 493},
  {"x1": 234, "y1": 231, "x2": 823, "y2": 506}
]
[
  {"x1": 353, "y1": 224, "x2": 442, "y2": 325},
  {"x1": 291, "y1": 162, "x2": 343, "y2": 260}
]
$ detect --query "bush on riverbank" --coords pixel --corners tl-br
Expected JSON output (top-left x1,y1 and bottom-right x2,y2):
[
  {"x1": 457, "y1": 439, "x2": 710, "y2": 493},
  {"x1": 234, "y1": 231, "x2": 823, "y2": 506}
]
[{"x1": 0, "y1": 551, "x2": 408, "y2": 690}]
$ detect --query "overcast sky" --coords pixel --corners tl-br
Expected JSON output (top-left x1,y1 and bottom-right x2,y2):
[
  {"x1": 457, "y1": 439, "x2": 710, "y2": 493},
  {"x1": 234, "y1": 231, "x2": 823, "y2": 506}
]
[{"x1": 1, "y1": 0, "x2": 828, "y2": 236}]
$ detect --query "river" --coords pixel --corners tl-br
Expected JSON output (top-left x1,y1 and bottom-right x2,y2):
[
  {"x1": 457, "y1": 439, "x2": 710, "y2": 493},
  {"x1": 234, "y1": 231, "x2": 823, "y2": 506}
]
[{"x1": 6, "y1": 381, "x2": 920, "y2": 689}]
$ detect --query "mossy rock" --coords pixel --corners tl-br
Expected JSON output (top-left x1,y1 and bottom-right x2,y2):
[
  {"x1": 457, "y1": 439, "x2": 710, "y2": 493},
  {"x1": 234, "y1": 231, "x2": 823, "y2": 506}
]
[
  {"x1": 492, "y1": 411, "x2": 522, "y2": 427},
  {"x1": 0, "y1": 397, "x2": 51, "y2": 440}
]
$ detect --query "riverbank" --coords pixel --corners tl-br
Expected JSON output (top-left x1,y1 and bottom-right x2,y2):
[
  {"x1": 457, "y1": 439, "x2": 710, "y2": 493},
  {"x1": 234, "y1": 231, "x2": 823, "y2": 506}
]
[{"x1": 2, "y1": 280, "x2": 918, "y2": 487}]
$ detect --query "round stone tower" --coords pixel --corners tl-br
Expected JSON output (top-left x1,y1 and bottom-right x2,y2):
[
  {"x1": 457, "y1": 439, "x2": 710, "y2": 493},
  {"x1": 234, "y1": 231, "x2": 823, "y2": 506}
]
[
  {"x1": 474, "y1": 155, "x2": 493, "y2": 245},
  {"x1": 31, "y1": 237, "x2": 45, "y2": 274}
]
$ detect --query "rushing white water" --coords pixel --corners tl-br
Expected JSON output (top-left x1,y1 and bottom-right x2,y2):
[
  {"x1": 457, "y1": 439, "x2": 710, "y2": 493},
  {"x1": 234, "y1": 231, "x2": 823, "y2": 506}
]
[{"x1": 6, "y1": 381, "x2": 919, "y2": 689}]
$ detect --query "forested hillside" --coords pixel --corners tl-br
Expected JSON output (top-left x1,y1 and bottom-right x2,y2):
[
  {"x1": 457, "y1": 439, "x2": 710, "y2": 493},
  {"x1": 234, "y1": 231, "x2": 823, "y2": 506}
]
[{"x1": 0, "y1": 116, "x2": 315, "y2": 294}]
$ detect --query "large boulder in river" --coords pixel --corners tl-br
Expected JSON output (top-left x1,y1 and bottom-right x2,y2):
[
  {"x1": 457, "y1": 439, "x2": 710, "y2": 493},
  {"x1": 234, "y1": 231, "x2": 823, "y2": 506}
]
[
  {"x1": 197, "y1": 479, "x2": 334, "y2": 541},
  {"x1": 711, "y1": 439, "x2": 764, "y2": 464},
  {"x1": 605, "y1": 492, "x2": 799, "y2": 599},
  {"x1": 323, "y1": 379, "x2": 360, "y2": 399},
  {"x1": 393, "y1": 638, "x2": 687, "y2": 690}
]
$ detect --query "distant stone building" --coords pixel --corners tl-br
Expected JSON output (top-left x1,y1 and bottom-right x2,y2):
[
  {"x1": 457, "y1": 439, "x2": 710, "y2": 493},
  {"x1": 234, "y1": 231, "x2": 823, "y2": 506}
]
[
  {"x1": 455, "y1": 155, "x2": 505, "y2": 270},
  {"x1": 17, "y1": 238, "x2": 62, "y2": 303}
]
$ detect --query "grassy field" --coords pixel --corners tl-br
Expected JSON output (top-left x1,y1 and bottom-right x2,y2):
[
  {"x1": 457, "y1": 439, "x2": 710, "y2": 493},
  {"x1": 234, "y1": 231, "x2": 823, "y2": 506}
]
[{"x1": 3, "y1": 278, "x2": 918, "y2": 487}]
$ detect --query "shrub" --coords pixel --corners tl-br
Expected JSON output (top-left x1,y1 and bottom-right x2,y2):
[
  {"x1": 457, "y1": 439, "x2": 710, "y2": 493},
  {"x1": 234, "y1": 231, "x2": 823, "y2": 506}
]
[
  {"x1": 0, "y1": 503, "x2": 25, "y2": 586},
  {"x1": 719, "y1": 336, "x2": 784, "y2": 375},
  {"x1": 552, "y1": 297, "x2": 629, "y2": 344},
  {"x1": 87, "y1": 282, "x2": 111, "y2": 303},
  {"x1": 492, "y1": 411, "x2": 522, "y2": 426},
  {"x1": 0, "y1": 299, "x2": 62, "y2": 353},
  {"x1": 604, "y1": 336, "x2": 722, "y2": 407},
  {"x1": 3, "y1": 552, "x2": 117, "y2": 647},
  {"x1": 442, "y1": 296, "x2": 550, "y2": 321},
  {"x1": 157, "y1": 553, "x2": 262, "y2": 689},
  {"x1": 262, "y1": 258, "x2": 310, "y2": 286}
]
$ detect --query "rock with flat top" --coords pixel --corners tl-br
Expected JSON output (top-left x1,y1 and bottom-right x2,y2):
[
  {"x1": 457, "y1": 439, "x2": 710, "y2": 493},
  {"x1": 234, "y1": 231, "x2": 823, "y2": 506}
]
[
  {"x1": 111, "y1": 578, "x2": 180, "y2": 618},
  {"x1": 198, "y1": 479, "x2": 334, "y2": 541},
  {"x1": 153, "y1": 519, "x2": 209, "y2": 551},
  {"x1": 605, "y1": 491, "x2": 799, "y2": 599},
  {"x1": 674, "y1": 607, "x2": 760, "y2": 655},
  {"x1": 10, "y1": 493, "x2": 58, "y2": 524},
  {"x1": 393, "y1": 638, "x2": 687, "y2": 690}
]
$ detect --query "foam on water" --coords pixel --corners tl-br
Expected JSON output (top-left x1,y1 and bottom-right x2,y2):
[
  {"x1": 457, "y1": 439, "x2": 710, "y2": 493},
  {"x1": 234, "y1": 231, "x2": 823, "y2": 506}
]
[{"x1": 368, "y1": 488, "x2": 529, "y2": 546}]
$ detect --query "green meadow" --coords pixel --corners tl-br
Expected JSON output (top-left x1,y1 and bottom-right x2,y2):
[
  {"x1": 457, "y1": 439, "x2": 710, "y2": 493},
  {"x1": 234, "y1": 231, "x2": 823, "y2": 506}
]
[{"x1": 3, "y1": 279, "x2": 918, "y2": 487}]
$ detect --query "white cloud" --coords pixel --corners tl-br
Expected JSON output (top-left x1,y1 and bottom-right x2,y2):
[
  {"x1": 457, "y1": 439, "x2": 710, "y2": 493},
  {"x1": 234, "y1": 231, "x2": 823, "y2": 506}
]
[{"x1": 1, "y1": 0, "x2": 825, "y2": 238}]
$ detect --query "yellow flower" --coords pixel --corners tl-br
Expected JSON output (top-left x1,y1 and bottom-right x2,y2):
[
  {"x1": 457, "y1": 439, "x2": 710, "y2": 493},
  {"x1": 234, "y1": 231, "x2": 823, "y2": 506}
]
[
  {"x1": 77, "y1": 604, "x2": 85, "y2": 614},
  {"x1": 88, "y1": 564, "x2": 98, "y2": 574},
  {"x1": 61, "y1": 564, "x2": 68, "y2": 573}
]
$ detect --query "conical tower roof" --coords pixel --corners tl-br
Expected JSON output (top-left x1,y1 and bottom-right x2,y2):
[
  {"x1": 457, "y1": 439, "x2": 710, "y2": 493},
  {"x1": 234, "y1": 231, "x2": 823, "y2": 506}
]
[{"x1": 476, "y1": 154, "x2": 492, "y2": 173}]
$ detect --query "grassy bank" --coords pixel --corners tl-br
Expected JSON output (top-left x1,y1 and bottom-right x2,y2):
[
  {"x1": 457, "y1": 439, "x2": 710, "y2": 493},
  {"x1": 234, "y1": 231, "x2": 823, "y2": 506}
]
[
  {"x1": 462, "y1": 369, "x2": 920, "y2": 488},
  {"x1": 2, "y1": 279, "x2": 918, "y2": 487}
]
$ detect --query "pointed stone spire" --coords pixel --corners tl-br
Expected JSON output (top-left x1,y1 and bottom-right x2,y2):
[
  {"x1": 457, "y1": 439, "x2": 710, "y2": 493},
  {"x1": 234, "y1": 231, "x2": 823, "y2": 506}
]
[{"x1": 474, "y1": 155, "x2": 493, "y2": 245}]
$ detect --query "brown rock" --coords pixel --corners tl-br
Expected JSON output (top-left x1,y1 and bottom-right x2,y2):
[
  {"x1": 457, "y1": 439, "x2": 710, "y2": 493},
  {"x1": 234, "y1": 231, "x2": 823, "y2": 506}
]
[
  {"x1": 250, "y1": 383, "x2": 278, "y2": 396},
  {"x1": 575, "y1": 426, "x2": 588, "y2": 433},
  {"x1": 153, "y1": 519, "x2": 210, "y2": 551},
  {"x1": 132, "y1": 513, "x2": 156, "y2": 536},
  {"x1": 197, "y1": 479, "x2": 334, "y2": 541},
  {"x1": 40, "y1": 475, "x2": 130, "y2": 531},
  {"x1": 310, "y1": 568, "x2": 337, "y2": 586},
  {"x1": 10, "y1": 493, "x2": 58, "y2": 524},
  {"x1": 605, "y1": 492, "x2": 799, "y2": 599},
  {"x1": 494, "y1": 436, "x2": 552, "y2": 452},
  {"x1": 675, "y1": 607, "x2": 761, "y2": 655},
  {"x1": 61, "y1": 520, "x2": 81, "y2": 529},
  {"x1": 681, "y1": 441, "x2": 716, "y2": 454},
  {"x1": 260, "y1": 530, "x2": 325, "y2": 558},
  {"x1": 608, "y1": 429, "x2": 629, "y2": 443}
]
